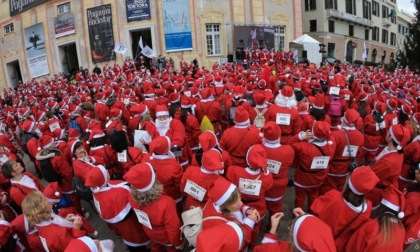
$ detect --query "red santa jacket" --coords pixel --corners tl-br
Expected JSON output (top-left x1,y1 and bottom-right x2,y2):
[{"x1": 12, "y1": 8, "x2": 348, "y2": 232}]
[
  {"x1": 10, "y1": 214, "x2": 44, "y2": 252},
  {"x1": 266, "y1": 104, "x2": 301, "y2": 144},
  {"x1": 127, "y1": 117, "x2": 157, "y2": 144},
  {"x1": 0, "y1": 134, "x2": 17, "y2": 154},
  {"x1": 400, "y1": 138, "x2": 420, "y2": 190},
  {"x1": 72, "y1": 156, "x2": 105, "y2": 182},
  {"x1": 143, "y1": 98, "x2": 157, "y2": 119},
  {"x1": 94, "y1": 101, "x2": 109, "y2": 125},
  {"x1": 88, "y1": 145, "x2": 117, "y2": 170},
  {"x1": 117, "y1": 147, "x2": 145, "y2": 175},
  {"x1": 50, "y1": 153, "x2": 73, "y2": 193},
  {"x1": 179, "y1": 114, "x2": 200, "y2": 151},
  {"x1": 194, "y1": 99, "x2": 223, "y2": 136},
  {"x1": 10, "y1": 172, "x2": 44, "y2": 206},
  {"x1": 404, "y1": 190, "x2": 420, "y2": 248}
]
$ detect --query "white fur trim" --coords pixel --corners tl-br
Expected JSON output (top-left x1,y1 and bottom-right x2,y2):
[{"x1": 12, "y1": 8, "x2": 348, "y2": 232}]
[
  {"x1": 136, "y1": 163, "x2": 156, "y2": 192},
  {"x1": 78, "y1": 236, "x2": 99, "y2": 252},
  {"x1": 293, "y1": 215, "x2": 311, "y2": 252},
  {"x1": 226, "y1": 222, "x2": 244, "y2": 251},
  {"x1": 215, "y1": 183, "x2": 236, "y2": 206},
  {"x1": 381, "y1": 198, "x2": 400, "y2": 212},
  {"x1": 348, "y1": 178, "x2": 363, "y2": 195}
]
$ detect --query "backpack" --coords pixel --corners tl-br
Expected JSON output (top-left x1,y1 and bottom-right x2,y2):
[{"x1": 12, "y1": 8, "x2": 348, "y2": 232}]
[
  {"x1": 108, "y1": 128, "x2": 129, "y2": 153},
  {"x1": 200, "y1": 115, "x2": 214, "y2": 132},
  {"x1": 39, "y1": 150, "x2": 63, "y2": 183},
  {"x1": 408, "y1": 162, "x2": 420, "y2": 180},
  {"x1": 244, "y1": 93, "x2": 255, "y2": 107},
  {"x1": 253, "y1": 107, "x2": 267, "y2": 129},
  {"x1": 328, "y1": 97, "x2": 342, "y2": 118},
  {"x1": 229, "y1": 100, "x2": 244, "y2": 125},
  {"x1": 72, "y1": 177, "x2": 93, "y2": 201},
  {"x1": 68, "y1": 119, "x2": 82, "y2": 138},
  {"x1": 180, "y1": 207, "x2": 228, "y2": 247}
]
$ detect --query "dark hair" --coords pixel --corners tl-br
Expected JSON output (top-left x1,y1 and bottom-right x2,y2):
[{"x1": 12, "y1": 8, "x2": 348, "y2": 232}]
[
  {"x1": 310, "y1": 107, "x2": 326, "y2": 121},
  {"x1": 168, "y1": 102, "x2": 180, "y2": 118},
  {"x1": 398, "y1": 111, "x2": 410, "y2": 125},
  {"x1": 1, "y1": 160, "x2": 17, "y2": 178},
  {"x1": 343, "y1": 184, "x2": 364, "y2": 207},
  {"x1": 88, "y1": 136, "x2": 107, "y2": 147},
  {"x1": 180, "y1": 107, "x2": 192, "y2": 125},
  {"x1": 72, "y1": 141, "x2": 84, "y2": 156}
]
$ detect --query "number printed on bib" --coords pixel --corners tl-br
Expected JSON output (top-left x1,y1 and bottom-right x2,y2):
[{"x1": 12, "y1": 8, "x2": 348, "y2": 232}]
[
  {"x1": 310, "y1": 156, "x2": 330, "y2": 169},
  {"x1": 329, "y1": 87, "x2": 340, "y2": 96},
  {"x1": 239, "y1": 178, "x2": 262, "y2": 196},
  {"x1": 49, "y1": 122, "x2": 60, "y2": 132},
  {"x1": 342, "y1": 145, "x2": 359, "y2": 157},
  {"x1": 392, "y1": 117, "x2": 398, "y2": 125},
  {"x1": 184, "y1": 180, "x2": 206, "y2": 202},
  {"x1": 134, "y1": 209, "x2": 152, "y2": 229},
  {"x1": 276, "y1": 113, "x2": 291, "y2": 125},
  {"x1": 117, "y1": 150, "x2": 127, "y2": 162},
  {"x1": 267, "y1": 159, "x2": 282, "y2": 174}
]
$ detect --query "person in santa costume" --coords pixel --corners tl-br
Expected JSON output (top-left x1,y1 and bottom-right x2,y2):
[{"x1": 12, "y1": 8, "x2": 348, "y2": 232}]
[
  {"x1": 1, "y1": 160, "x2": 44, "y2": 206},
  {"x1": 362, "y1": 101, "x2": 387, "y2": 164},
  {"x1": 220, "y1": 106, "x2": 262, "y2": 167},
  {"x1": 71, "y1": 140, "x2": 106, "y2": 182},
  {"x1": 128, "y1": 103, "x2": 157, "y2": 147},
  {"x1": 289, "y1": 121, "x2": 336, "y2": 210},
  {"x1": 310, "y1": 166, "x2": 379, "y2": 251},
  {"x1": 319, "y1": 109, "x2": 364, "y2": 195},
  {"x1": 196, "y1": 221, "x2": 244, "y2": 252},
  {"x1": 64, "y1": 236, "x2": 114, "y2": 252},
  {"x1": 181, "y1": 149, "x2": 225, "y2": 210},
  {"x1": 142, "y1": 136, "x2": 183, "y2": 214},
  {"x1": 346, "y1": 185, "x2": 406, "y2": 252},
  {"x1": 21, "y1": 191, "x2": 87, "y2": 252},
  {"x1": 365, "y1": 124, "x2": 410, "y2": 208},
  {"x1": 10, "y1": 213, "x2": 44, "y2": 251},
  {"x1": 19, "y1": 120, "x2": 42, "y2": 177},
  {"x1": 194, "y1": 87, "x2": 223, "y2": 138},
  {"x1": 260, "y1": 122, "x2": 294, "y2": 216},
  {"x1": 124, "y1": 163, "x2": 184, "y2": 252},
  {"x1": 266, "y1": 86, "x2": 301, "y2": 144},
  {"x1": 105, "y1": 108, "x2": 125, "y2": 136},
  {"x1": 84, "y1": 164, "x2": 150, "y2": 252},
  {"x1": 177, "y1": 96, "x2": 200, "y2": 152},
  {"x1": 202, "y1": 178, "x2": 259, "y2": 250},
  {"x1": 399, "y1": 130, "x2": 420, "y2": 192},
  {"x1": 403, "y1": 168, "x2": 420, "y2": 249},
  {"x1": 94, "y1": 92, "x2": 110, "y2": 127}
]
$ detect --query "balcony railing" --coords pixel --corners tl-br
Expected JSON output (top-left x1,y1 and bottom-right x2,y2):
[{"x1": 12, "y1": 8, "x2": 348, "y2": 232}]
[{"x1": 326, "y1": 9, "x2": 373, "y2": 28}]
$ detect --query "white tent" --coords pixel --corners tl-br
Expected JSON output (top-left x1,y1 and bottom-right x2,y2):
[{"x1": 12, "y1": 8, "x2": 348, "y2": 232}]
[{"x1": 290, "y1": 34, "x2": 322, "y2": 66}]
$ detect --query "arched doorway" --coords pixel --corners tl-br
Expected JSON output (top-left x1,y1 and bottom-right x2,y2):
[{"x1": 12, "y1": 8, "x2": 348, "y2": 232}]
[
  {"x1": 381, "y1": 50, "x2": 386, "y2": 63},
  {"x1": 346, "y1": 41, "x2": 354, "y2": 63},
  {"x1": 390, "y1": 52, "x2": 395, "y2": 64},
  {"x1": 372, "y1": 48, "x2": 377, "y2": 63}
]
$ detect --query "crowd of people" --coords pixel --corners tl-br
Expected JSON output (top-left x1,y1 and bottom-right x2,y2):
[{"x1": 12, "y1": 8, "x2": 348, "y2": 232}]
[{"x1": 0, "y1": 57, "x2": 419, "y2": 252}]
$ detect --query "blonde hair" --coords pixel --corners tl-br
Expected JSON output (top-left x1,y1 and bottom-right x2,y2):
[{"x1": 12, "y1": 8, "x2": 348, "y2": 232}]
[
  {"x1": 22, "y1": 191, "x2": 51, "y2": 226},
  {"x1": 219, "y1": 188, "x2": 240, "y2": 215},
  {"x1": 131, "y1": 180, "x2": 163, "y2": 206}
]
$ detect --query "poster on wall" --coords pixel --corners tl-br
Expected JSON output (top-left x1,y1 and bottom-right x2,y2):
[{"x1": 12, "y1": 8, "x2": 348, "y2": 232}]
[
  {"x1": 24, "y1": 23, "x2": 49, "y2": 78},
  {"x1": 10, "y1": 0, "x2": 48, "y2": 16},
  {"x1": 54, "y1": 12, "x2": 76, "y2": 38},
  {"x1": 126, "y1": 0, "x2": 151, "y2": 22},
  {"x1": 87, "y1": 4, "x2": 116, "y2": 63},
  {"x1": 162, "y1": 0, "x2": 192, "y2": 52},
  {"x1": 234, "y1": 26, "x2": 275, "y2": 51}
]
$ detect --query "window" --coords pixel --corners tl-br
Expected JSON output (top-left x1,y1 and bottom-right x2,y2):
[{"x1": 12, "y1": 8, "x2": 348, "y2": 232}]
[
  {"x1": 365, "y1": 29, "x2": 370, "y2": 40},
  {"x1": 4, "y1": 23, "x2": 14, "y2": 35},
  {"x1": 57, "y1": 3, "x2": 70, "y2": 14},
  {"x1": 349, "y1": 25, "x2": 354, "y2": 37},
  {"x1": 372, "y1": 26, "x2": 380, "y2": 41},
  {"x1": 327, "y1": 43, "x2": 335, "y2": 57},
  {"x1": 305, "y1": 0, "x2": 316, "y2": 11},
  {"x1": 390, "y1": 32, "x2": 396, "y2": 46},
  {"x1": 325, "y1": 0, "x2": 338, "y2": 10},
  {"x1": 274, "y1": 25, "x2": 286, "y2": 51},
  {"x1": 206, "y1": 24, "x2": 221, "y2": 56},
  {"x1": 398, "y1": 24, "x2": 402, "y2": 34},
  {"x1": 346, "y1": 0, "x2": 356, "y2": 15},
  {"x1": 328, "y1": 20, "x2": 335, "y2": 33},
  {"x1": 372, "y1": 1, "x2": 380, "y2": 17},
  {"x1": 382, "y1": 29, "x2": 388, "y2": 44},
  {"x1": 309, "y1": 20, "x2": 317, "y2": 32},
  {"x1": 363, "y1": 0, "x2": 372, "y2": 20},
  {"x1": 382, "y1": 5, "x2": 389, "y2": 18}
]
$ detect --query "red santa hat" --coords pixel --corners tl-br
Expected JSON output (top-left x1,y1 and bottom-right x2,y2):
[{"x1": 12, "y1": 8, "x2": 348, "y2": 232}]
[
  {"x1": 38, "y1": 135, "x2": 55, "y2": 151},
  {"x1": 168, "y1": 92, "x2": 180, "y2": 104},
  {"x1": 308, "y1": 93, "x2": 325, "y2": 110},
  {"x1": 43, "y1": 182, "x2": 62, "y2": 203},
  {"x1": 348, "y1": 166, "x2": 380, "y2": 195},
  {"x1": 343, "y1": 109, "x2": 360, "y2": 126},
  {"x1": 312, "y1": 121, "x2": 330, "y2": 140},
  {"x1": 413, "y1": 112, "x2": 420, "y2": 125},
  {"x1": 123, "y1": 162, "x2": 156, "y2": 192},
  {"x1": 68, "y1": 104, "x2": 80, "y2": 117},
  {"x1": 201, "y1": 87, "x2": 213, "y2": 99},
  {"x1": 149, "y1": 136, "x2": 171, "y2": 156},
  {"x1": 21, "y1": 119, "x2": 35, "y2": 132},
  {"x1": 48, "y1": 101, "x2": 58, "y2": 110},
  {"x1": 298, "y1": 102, "x2": 310, "y2": 115},
  {"x1": 254, "y1": 93, "x2": 267, "y2": 108},
  {"x1": 64, "y1": 236, "x2": 98, "y2": 252},
  {"x1": 109, "y1": 108, "x2": 122, "y2": 119},
  {"x1": 389, "y1": 124, "x2": 410, "y2": 150},
  {"x1": 180, "y1": 96, "x2": 193, "y2": 109},
  {"x1": 246, "y1": 144, "x2": 267, "y2": 171},
  {"x1": 155, "y1": 105, "x2": 169, "y2": 117},
  {"x1": 84, "y1": 165, "x2": 108, "y2": 188},
  {"x1": 86, "y1": 128, "x2": 106, "y2": 145},
  {"x1": 208, "y1": 177, "x2": 237, "y2": 207},
  {"x1": 18, "y1": 107, "x2": 31, "y2": 118},
  {"x1": 202, "y1": 149, "x2": 223, "y2": 171},
  {"x1": 401, "y1": 104, "x2": 412, "y2": 116},
  {"x1": 35, "y1": 110, "x2": 46, "y2": 122},
  {"x1": 233, "y1": 86, "x2": 244, "y2": 98},
  {"x1": 373, "y1": 101, "x2": 386, "y2": 115},
  {"x1": 281, "y1": 86, "x2": 294, "y2": 99},
  {"x1": 386, "y1": 98, "x2": 398, "y2": 111},
  {"x1": 68, "y1": 128, "x2": 80, "y2": 140},
  {"x1": 292, "y1": 215, "x2": 336, "y2": 251},
  {"x1": 52, "y1": 128, "x2": 66, "y2": 140},
  {"x1": 129, "y1": 104, "x2": 148, "y2": 118},
  {"x1": 381, "y1": 185, "x2": 405, "y2": 218},
  {"x1": 196, "y1": 221, "x2": 244, "y2": 252},
  {"x1": 356, "y1": 92, "x2": 368, "y2": 102},
  {"x1": 260, "y1": 121, "x2": 281, "y2": 144},
  {"x1": 198, "y1": 130, "x2": 218, "y2": 151},
  {"x1": 83, "y1": 111, "x2": 94, "y2": 121},
  {"x1": 234, "y1": 106, "x2": 250, "y2": 126},
  {"x1": 70, "y1": 140, "x2": 81, "y2": 155}
]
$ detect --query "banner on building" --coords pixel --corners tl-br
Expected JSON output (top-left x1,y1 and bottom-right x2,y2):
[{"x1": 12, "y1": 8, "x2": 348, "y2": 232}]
[
  {"x1": 126, "y1": 0, "x2": 151, "y2": 22},
  {"x1": 24, "y1": 23, "x2": 49, "y2": 78},
  {"x1": 234, "y1": 26, "x2": 275, "y2": 51},
  {"x1": 162, "y1": 0, "x2": 192, "y2": 52},
  {"x1": 87, "y1": 4, "x2": 116, "y2": 63},
  {"x1": 54, "y1": 12, "x2": 76, "y2": 38},
  {"x1": 10, "y1": 0, "x2": 48, "y2": 16}
]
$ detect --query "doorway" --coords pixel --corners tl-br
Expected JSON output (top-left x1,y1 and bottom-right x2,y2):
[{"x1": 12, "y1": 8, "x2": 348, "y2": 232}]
[
  {"x1": 130, "y1": 29, "x2": 152, "y2": 69},
  {"x1": 58, "y1": 43, "x2": 79, "y2": 76},
  {"x1": 346, "y1": 41, "x2": 354, "y2": 63},
  {"x1": 6, "y1": 60, "x2": 22, "y2": 88}
]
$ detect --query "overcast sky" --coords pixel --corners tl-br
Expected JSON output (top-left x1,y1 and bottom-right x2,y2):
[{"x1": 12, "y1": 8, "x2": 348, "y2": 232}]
[{"x1": 398, "y1": 0, "x2": 416, "y2": 15}]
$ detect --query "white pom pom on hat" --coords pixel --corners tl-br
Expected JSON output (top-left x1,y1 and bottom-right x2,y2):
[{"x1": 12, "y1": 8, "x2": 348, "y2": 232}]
[{"x1": 54, "y1": 192, "x2": 60, "y2": 197}]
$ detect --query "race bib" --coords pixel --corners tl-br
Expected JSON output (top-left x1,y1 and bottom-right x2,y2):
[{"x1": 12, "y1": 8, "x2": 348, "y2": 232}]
[
  {"x1": 310, "y1": 156, "x2": 330, "y2": 169},
  {"x1": 184, "y1": 91, "x2": 191, "y2": 97},
  {"x1": 392, "y1": 117, "x2": 398, "y2": 125},
  {"x1": 239, "y1": 178, "x2": 262, "y2": 196},
  {"x1": 117, "y1": 150, "x2": 128, "y2": 162},
  {"x1": 49, "y1": 122, "x2": 60, "y2": 132},
  {"x1": 276, "y1": 113, "x2": 291, "y2": 125},
  {"x1": 93, "y1": 197, "x2": 101, "y2": 215},
  {"x1": 344, "y1": 94, "x2": 350, "y2": 101},
  {"x1": 134, "y1": 209, "x2": 152, "y2": 229},
  {"x1": 124, "y1": 98, "x2": 130, "y2": 106},
  {"x1": 329, "y1": 86, "x2": 340, "y2": 95},
  {"x1": 342, "y1": 145, "x2": 359, "y2": 157},
  {"x1": 39, "y1": 236, "x2": 50, "y2": 252},
  {"x1": 376, "y1": 120, "x2": 386, "y2": 131},
  {"x1": 184, "y1": 180, "x2": 206, "y2": 202},
  {"x1": 267, "y1": 159, "x2": 281, "y2": 174}
]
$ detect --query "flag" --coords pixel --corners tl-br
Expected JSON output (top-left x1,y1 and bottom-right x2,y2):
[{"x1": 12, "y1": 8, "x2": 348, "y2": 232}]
[
  {"x1": 362, "y1": 41, "x2": 367, "y2": 61},
  {"x1": 139, "y1": 36, "x2": 144, "y2": 49},
  {"x1": 114, "y1": 43, "x2": 127, "y2": 55},
  {"x1": 141, "y1": 45, "x2": 156, "y2": 58}
]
